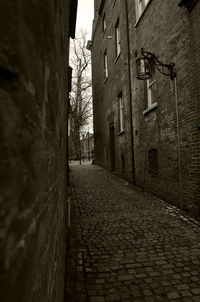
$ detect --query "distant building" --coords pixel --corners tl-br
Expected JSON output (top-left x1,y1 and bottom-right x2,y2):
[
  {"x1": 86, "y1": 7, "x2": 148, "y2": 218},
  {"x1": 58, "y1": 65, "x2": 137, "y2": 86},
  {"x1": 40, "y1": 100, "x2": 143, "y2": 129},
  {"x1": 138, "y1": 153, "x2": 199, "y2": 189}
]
[
  {"x1": 81, "y1": 132, "x2": 94, "y2": 160},
  {"x1": 91, "y1": 0, "x2": 200, "y2": 217}
]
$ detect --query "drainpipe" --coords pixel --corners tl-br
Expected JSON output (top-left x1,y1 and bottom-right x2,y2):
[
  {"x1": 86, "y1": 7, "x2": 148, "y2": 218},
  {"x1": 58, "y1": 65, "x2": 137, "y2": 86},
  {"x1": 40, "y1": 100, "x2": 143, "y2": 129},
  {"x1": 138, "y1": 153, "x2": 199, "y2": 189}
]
[
  {"x1": 125, "y1": 0, "x2": 136, "y2": 184},
  {"x1": 67, "y1": 197, "x2": 71, "y2": 228},
  {"x1": 174, "y1": 77, "x2": 183, "y2": 210}
]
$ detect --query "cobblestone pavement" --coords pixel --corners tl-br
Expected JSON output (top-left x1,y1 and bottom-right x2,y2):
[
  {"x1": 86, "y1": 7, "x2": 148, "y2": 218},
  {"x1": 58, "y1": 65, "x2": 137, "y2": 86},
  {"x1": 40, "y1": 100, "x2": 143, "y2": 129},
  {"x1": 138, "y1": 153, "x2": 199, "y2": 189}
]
[{"x1": 68, "y1": 163, "x2": 200, "y2": 302}]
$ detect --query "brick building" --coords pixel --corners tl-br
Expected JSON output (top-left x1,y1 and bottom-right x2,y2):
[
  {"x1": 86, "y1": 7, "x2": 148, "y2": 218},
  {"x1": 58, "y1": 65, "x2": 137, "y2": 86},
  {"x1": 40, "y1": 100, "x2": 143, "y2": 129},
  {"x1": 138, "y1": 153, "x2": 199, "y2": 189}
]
[
  {"x1": 91, "y1": 0, "x2": 135, "y2": 182},
  {"x1": 0, "y1": 1, "x2": 77, "y2": 301},
  {"x1": 91, "y1": 0, "x2": 200, "y2": 217}
]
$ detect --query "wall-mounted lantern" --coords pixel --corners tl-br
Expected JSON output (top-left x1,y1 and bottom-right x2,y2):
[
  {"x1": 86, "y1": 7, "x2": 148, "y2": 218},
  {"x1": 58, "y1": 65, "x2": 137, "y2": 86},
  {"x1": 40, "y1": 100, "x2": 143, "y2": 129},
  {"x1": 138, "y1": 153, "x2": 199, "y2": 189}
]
[
  {"x1": 178, "y1": 0, "x2": 198, "y2": 12},
  {"x1": 136, "y1": 56, "x2": 152, "y2": 80},
  {"x1": 136, "y1": 48, "x2": 176, "y2": 80}
]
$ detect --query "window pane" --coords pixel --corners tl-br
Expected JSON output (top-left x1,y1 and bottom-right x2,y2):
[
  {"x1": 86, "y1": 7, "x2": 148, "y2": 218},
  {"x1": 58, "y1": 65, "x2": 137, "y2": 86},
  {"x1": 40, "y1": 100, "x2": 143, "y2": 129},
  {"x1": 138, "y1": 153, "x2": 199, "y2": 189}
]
[
  {"x1": 102, "y1": 14, "x2": 106, "y2": 32},
  {"x1": 138, "y1": 0, "x2": 143, "y2": 16},
  {"x1": 151, "y1": 81, "x2": 157, "y2": 103},
  {"x1": 115, "y1": 20, "x2": 121, "y2": 57},
  {"x1": 104, "y1": 51, "x2": 108, "y2": 78},
  {"x1": 118, "y1": 94, "x2": 124, "y2": 131},
  {"x1": 137, "y1": 0, "x2": 149, "y2": 18},
  {"x1": 146, "y1": 62, "x2": 156, "y2": 107}
]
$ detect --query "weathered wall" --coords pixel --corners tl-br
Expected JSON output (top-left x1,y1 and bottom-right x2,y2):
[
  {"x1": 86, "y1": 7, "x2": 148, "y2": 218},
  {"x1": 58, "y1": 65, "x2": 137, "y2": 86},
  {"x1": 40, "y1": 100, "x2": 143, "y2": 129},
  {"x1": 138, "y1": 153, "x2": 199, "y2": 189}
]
[
  {"x1": 0, "y1": 1, "x2": 70, "y2": 301},
  {"x1": 92, "y1": 0, "x2": 134, "y2": 182},
  {"x1": 92, "y1": 0, "x2": 200, "y2": 217},
  {"x1": 127, "y1": 0, "x2": 200, "y2": 216}
]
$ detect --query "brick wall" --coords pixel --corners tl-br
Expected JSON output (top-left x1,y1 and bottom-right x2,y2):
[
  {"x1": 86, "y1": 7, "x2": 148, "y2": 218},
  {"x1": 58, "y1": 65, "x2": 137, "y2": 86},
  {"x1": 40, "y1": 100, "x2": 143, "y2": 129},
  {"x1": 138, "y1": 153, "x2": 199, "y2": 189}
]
[
  {"x1": 92, "y1": 0, "x2": 200, "y2": 216},
  {"x1": 92, "y1": 0, "x2": 134, "y2": 182},
  {"x1": 127, "y1": 0, "x2": 200, "y2": 216},
  {"x1": 0, "y1": 1, "x2": 71, "y2": 301},
  {"x1": 185, "y1": 1, "x2": 200, "y2": 210},
  {"x1": 92, "y1": 0, "x2": 200, "y2": 217}
]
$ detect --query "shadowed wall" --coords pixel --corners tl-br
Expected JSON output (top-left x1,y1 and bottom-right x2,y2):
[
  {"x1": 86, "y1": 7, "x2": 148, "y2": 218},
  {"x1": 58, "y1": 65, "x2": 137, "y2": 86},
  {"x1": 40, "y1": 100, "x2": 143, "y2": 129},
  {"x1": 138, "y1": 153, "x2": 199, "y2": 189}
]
[{"x1": 0, "y1": 1, "x2": 76, "y2": 301}]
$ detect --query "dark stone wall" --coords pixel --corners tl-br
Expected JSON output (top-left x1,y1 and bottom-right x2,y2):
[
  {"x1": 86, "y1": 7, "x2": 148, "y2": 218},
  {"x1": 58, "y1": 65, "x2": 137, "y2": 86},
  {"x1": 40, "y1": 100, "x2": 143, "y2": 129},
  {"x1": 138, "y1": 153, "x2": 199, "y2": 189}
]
[{"x1": 0, "y1": 1, "x2": 70, "y2": 301}]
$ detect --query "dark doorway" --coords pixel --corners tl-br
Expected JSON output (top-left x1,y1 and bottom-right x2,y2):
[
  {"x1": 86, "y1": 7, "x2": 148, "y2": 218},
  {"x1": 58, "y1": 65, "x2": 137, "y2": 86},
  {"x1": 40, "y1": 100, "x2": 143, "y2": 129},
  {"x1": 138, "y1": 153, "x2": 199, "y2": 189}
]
[{"x1": 109, "y1": 124, "x2": 116, "y2": 171}]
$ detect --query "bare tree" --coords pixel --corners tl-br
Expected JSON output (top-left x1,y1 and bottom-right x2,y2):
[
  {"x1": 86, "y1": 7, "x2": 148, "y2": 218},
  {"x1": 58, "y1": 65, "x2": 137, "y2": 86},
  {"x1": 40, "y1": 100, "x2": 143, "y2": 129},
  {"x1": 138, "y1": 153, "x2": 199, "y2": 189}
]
[{"x1": 69, "y1": 31, "x2": 92, "y2": 161}]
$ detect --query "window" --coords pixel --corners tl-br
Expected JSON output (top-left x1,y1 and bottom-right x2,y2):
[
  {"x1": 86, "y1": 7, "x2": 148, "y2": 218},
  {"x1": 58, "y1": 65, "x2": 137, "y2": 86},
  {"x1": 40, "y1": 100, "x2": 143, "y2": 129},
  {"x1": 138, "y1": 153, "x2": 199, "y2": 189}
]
[
  {"x1": 103, "y1": 50, "x2": 108, "y2": 79},
  {"x1": 148, "y1": 149, "x2": 159, "y2": 175},
  {"x1": 102, "y1": 13, "x2": 106, "y2": 33},
  {"x1": 145, "y1": 62, "x2": 157, "y2": 108},
  {"x1": 118, "y1": 93, "x2": 124, "y2": 132},
  {"x1": 115, "y1": 19, "x2": 121, "y2": 58},
  {"x1": 135, "y1": 0, "x2": 150, "y2": 20}
]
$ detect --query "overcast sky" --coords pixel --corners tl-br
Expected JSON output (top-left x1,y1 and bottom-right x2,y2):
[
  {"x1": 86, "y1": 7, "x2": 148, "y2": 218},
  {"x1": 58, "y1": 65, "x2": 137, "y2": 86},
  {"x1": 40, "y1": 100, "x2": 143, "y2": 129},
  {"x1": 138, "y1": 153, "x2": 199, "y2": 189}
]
[
  {"x1": 76, "y1": 0, "x2": 94, "y2": 39},
  {"x1": 70, "y1": 0, "x2": 94, "y2": 133}
]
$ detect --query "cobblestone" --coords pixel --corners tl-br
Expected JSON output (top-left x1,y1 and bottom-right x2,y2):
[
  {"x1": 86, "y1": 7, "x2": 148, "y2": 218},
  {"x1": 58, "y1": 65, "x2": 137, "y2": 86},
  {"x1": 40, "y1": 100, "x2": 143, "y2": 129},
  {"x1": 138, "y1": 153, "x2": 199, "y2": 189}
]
[
  {"x1": 167, "y1": 292, "x2": 180, "y2": 299},
  {"x1": 69, "y1": 164, "x2": 200, "y2": 302}
]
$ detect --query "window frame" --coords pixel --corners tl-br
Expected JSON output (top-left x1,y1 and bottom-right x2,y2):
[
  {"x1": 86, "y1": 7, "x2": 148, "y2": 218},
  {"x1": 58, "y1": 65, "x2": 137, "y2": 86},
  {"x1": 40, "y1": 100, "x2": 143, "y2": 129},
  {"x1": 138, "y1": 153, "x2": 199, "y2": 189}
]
[
  {"x1": 118, "y1": 92, "x2": 124, "y2": 133},
  {"x1": 143, "y1": 62, "x2": 158, "y2": 114},
  {"x1": 146, "y1": 77, "x2": 156, "y2": 108},
  {"x1": 103, "y1": 50, "x2": 108, "y2": 80},
  {"x1": 115, "y1": 19, "x2": 121, "y2": 59},
  {"x1": 102, "y1": 13, "x2": 106, "y2": 33},
  {"x1": 135, "y1": 0, "x2": 151, "y2": 22}
]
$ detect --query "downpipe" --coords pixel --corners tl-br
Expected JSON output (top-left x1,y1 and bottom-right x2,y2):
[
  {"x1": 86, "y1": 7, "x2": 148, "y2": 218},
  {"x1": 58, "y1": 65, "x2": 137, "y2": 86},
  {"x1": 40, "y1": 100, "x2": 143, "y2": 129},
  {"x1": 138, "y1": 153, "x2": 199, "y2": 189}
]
[
  {"x1": 174, "y1": 77, "x2": 183, "y2": 210},
  {"x1": 67, "y1": 197, "x2": 71, "y2": 228}
]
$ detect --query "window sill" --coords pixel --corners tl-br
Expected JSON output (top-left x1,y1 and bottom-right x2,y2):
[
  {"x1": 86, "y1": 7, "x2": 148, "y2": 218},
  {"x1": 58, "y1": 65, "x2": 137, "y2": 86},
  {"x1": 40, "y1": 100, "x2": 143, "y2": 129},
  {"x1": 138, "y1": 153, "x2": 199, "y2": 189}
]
[
  {"x1": 134, "y1": 0, "x2": 152, "y2": 27},
  {"x1": 104, "y1": 76, "x2": 108, "y2": 84},
  {"x1": 143, "y1": 102, "x2": 158, "y2": 115},
  {"x1": 117, "y1": 130, "x2": 125, "y2": 136},
  {"x1": 114, "y1": 53, "x2": 121, "y2": 64}
]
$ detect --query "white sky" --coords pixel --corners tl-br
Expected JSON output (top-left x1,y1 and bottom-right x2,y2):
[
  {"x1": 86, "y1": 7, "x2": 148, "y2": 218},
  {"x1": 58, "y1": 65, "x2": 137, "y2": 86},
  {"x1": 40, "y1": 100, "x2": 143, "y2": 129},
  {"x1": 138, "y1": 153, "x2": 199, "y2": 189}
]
[
  {"x1": 76, "y1": 0, "x2": 94, "y2": 39},
  {"x1": 69, "y1": 0, "x2": 94, "y2": 134}
]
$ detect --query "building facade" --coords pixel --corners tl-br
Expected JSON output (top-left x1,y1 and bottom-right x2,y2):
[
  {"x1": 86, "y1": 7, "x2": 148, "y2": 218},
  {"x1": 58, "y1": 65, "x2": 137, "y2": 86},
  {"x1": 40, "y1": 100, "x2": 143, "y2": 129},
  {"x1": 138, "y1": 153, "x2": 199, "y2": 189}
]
[
  {"x1": 91, "y1": 0, "x2": 200, "y2": 217},
  {"x1": 92, "y1": 0, "x2": 135, "y2": 182},
  {"x1": 0, "y1": 0, "x2": 77, "y2": 301}
]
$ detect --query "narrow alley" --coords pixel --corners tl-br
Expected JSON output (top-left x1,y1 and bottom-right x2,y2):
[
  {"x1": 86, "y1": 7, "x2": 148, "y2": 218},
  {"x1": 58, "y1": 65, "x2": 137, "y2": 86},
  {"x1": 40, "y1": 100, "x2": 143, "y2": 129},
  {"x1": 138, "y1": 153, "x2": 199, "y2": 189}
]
[{"x1": 67, "y1": 163, "x2": 200, "y2": 302}]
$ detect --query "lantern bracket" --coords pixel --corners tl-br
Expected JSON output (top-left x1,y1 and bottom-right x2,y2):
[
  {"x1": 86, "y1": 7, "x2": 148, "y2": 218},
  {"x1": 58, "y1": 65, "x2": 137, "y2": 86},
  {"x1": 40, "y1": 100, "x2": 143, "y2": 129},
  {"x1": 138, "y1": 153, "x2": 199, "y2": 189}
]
[{"x1": 137, "y1": 48, "x2": 176, "y2": 80}]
